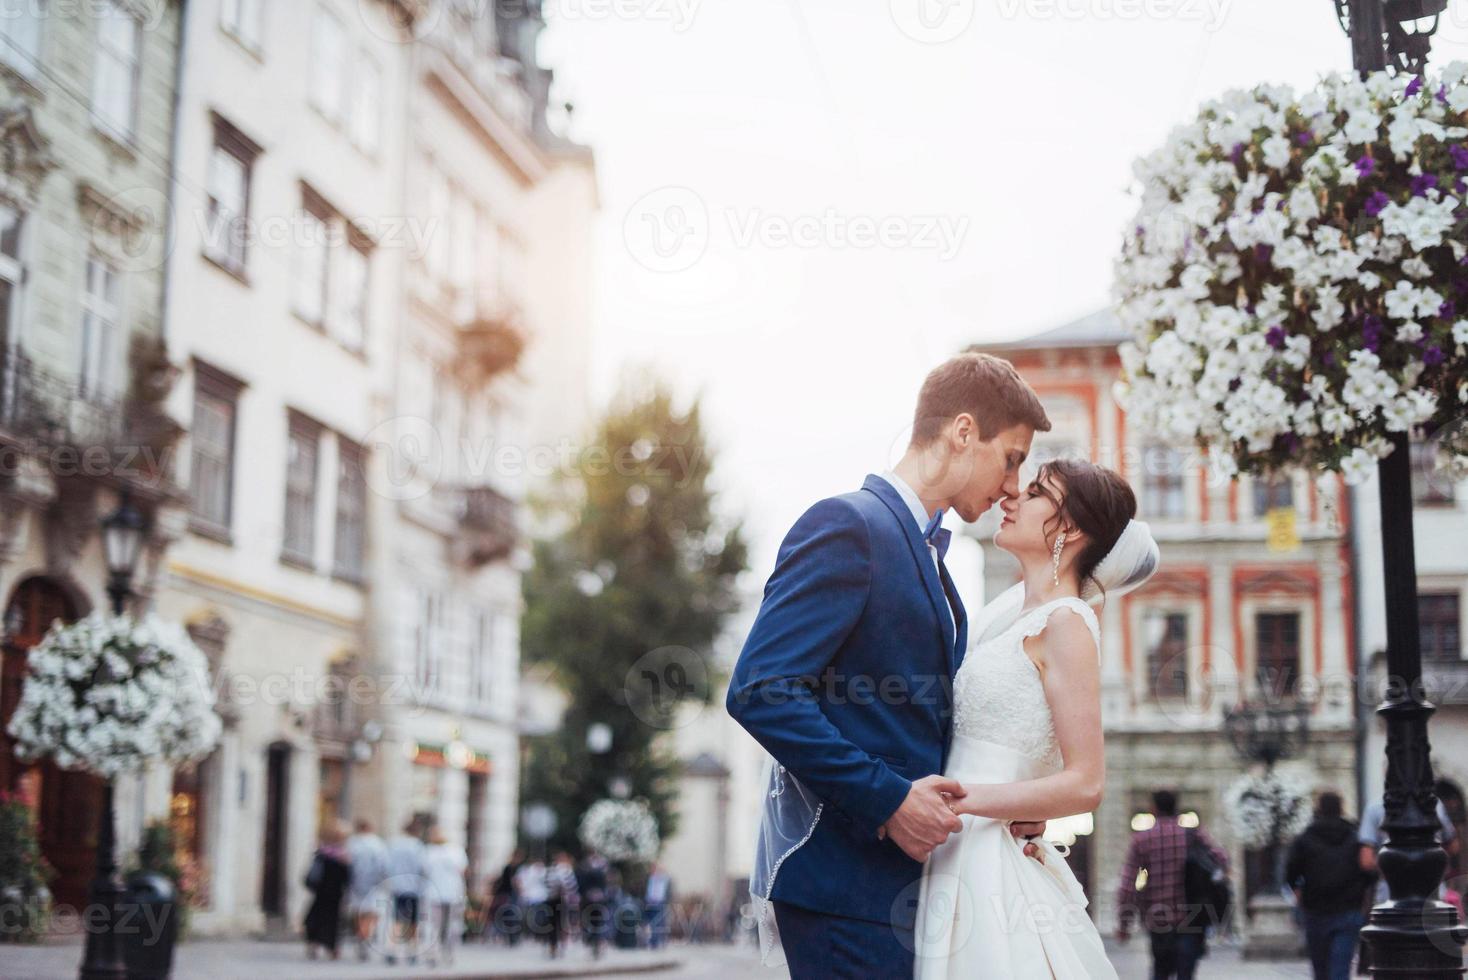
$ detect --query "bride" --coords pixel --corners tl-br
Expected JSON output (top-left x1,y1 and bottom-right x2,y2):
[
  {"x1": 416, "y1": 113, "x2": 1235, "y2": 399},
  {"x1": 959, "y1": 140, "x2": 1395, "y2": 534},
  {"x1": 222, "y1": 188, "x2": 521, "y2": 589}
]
[{"x1": 912, "y1": 458, "x2": 1159, "y2": 979}]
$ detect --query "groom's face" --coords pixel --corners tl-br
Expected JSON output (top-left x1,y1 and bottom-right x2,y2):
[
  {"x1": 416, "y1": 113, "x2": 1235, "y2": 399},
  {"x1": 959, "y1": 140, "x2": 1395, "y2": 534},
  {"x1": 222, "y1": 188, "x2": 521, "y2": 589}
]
[{"x1": 944, "y1": 420, "x2": 1034, "y2": 523}]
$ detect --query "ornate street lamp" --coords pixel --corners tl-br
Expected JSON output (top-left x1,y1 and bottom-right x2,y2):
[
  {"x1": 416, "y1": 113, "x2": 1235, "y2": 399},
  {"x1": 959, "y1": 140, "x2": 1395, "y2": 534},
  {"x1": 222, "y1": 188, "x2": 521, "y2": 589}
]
[
  {"x1": 101, "y1": 492, "x2": 146, "y2": 617},
  {"x1": 1329, "y1": 8, "x2": 1465, "y2": 975},
  {"x1": 80, "y1": 493, "x2": 148, "y2": 980},
  {"x1": 1225, "y1": 704, "x2": 1310, "y2": 902}
]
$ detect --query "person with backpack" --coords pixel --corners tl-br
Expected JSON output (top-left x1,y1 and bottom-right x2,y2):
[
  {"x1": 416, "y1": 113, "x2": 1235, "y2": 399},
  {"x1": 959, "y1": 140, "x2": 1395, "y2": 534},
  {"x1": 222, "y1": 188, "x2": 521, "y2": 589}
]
[
  {"x1": 1285, "y1": 792, "x2": 1372, "y2": 980},
  {"x1": 1116, "y1": 790, "x2": 1231, "y2": 980}
]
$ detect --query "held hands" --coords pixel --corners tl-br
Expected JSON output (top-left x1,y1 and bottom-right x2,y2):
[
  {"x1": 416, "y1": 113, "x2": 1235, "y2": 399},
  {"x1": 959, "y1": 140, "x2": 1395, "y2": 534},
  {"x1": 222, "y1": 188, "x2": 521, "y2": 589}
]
[
  {"x1": 1010, "y1": 820, "x2": 1047, "y2": 864},
  {"x1": 876, "y1": 775, "x2": 966, "y2": 863}
]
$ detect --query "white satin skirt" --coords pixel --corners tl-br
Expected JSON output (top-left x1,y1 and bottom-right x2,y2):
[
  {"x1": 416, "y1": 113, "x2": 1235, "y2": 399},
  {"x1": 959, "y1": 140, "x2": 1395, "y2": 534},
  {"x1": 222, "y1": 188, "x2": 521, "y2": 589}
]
[{"x1": 913, "y1": 734, "x2": 1117, "y2": 980}]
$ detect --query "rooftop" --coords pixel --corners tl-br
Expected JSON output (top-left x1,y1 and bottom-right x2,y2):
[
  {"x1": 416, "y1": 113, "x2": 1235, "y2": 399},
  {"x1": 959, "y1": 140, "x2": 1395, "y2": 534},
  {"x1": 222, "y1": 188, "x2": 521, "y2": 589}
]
[{"x1": 968, "y1": 308, "x2": 1128, "y2": 353}]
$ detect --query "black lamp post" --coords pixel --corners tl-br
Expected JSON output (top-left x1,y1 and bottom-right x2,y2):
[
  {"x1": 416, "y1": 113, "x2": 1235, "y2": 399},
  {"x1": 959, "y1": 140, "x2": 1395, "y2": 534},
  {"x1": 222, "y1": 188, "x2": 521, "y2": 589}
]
[
  {"x1": 78, "y1": 493, "x2": 147, "y2": 980},
  {"x1": 1328, "y1": 4, "x2": 1467, "y2": 974}
]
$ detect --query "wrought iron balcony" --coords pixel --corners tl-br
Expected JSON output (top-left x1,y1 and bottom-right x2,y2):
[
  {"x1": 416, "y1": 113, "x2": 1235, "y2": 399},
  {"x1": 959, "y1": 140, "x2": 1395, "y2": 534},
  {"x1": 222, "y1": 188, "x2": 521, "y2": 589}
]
[
  {"x1": 0, "y1": 345, "x2": 183, "y2": 489},
  {"x1": 447, "y1": 482, "x2": 518, "y2": 566}
]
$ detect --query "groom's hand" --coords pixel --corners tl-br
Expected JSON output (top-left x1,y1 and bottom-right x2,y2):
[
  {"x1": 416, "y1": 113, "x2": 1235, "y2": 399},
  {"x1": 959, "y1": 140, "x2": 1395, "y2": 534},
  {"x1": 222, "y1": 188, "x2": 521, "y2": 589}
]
[
  {"x1": 881, "y1": 776, "x2": 966, "y2": 863},
  {"x1": 1010, "y1": 820, "x2": 1047, "y2": 864}
]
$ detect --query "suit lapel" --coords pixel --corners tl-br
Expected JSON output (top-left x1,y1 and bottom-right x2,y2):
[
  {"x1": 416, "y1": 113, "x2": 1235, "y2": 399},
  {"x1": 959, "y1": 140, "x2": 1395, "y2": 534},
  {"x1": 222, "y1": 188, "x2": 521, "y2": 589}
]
[{"x1": 861, "y1": 475, "x2": 957, "y2": 665}]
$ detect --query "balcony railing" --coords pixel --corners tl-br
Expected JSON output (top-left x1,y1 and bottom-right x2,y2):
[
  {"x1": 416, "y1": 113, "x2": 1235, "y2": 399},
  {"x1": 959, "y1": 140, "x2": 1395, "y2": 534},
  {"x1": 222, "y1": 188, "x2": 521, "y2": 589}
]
[
  {"x1": 0, "y1": 346, "x2": 182, "y2": 488},
  {"x1": 447, "y1": 482, "x2": 518, "y2": 567},
  {"x1": 455, "y1": 300, "x2": 526, "y2": 387},
  {"x1": 0, "y1": 348, "x2": 123, "y2": 450}
]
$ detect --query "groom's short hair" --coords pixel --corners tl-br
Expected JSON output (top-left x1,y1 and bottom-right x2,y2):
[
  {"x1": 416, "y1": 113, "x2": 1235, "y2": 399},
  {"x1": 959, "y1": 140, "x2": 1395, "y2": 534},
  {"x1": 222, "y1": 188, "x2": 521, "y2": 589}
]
[{"x1": 910, "y1": 352, "x2": 1051, "y2": 446}]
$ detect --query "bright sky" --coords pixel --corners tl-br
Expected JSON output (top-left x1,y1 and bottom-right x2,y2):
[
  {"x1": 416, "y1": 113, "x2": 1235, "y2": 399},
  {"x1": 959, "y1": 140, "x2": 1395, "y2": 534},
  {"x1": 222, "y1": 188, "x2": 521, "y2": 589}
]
[{"x1": 540, "y1": 0, "x2": 1468, "y2": 592}]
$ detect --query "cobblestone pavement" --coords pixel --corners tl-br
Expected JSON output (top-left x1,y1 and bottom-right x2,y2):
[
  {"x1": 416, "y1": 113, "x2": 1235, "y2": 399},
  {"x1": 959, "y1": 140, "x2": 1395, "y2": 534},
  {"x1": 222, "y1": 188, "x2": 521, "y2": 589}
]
[{"x1": 5, "y1": 934, "x2": 1315, "y2": 979}]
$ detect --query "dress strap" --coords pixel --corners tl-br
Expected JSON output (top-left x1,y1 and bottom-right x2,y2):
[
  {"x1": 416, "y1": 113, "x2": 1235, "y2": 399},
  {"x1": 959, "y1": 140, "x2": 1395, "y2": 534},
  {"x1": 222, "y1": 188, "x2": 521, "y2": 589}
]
[{"x1": 1015, "y1": 597, "x2": 1102, "y2": 654}]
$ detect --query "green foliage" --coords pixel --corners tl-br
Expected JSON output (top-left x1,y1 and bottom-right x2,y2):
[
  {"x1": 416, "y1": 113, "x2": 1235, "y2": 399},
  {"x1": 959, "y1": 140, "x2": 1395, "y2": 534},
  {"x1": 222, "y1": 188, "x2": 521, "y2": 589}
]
[
  {"x1": 0, "y1": 793, "x2": 53, "y2": 943},
  {"x1": 520, "y1": 377, "x2": 748, "y2": 855}
]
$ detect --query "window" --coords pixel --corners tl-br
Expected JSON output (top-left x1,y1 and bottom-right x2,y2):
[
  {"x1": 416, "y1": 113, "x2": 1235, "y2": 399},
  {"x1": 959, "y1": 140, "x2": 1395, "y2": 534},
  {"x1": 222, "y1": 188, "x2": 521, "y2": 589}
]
[
  {"x1": 1143, "y1": 610, "x2": 1189, "y2": 700},
  {"x1": 1421, "y1": 593, "x2": 1461, "y2": 662},
  {"x1": 220, "y1": 0, "x2": 264, "y2": 52},
  {"x1": 79, "y1": 256, "x2": 119, "y2": 399},
  {"x1": 470, "y1": 608, "x2": 493, "y2": 707},
  {"x1": 1253, "y1": 475, "x2": 1294, "y2": 516},
  {"x1": 1411, "y1": 439, "x2": 1454, "y2": 506},
  {"x1": 350, "y1": 53, "x2": 381, "y2": 153},
  {"x1": 1255, "y1": 611, "x2": 1301, "y2": 699},
  {"x1": 0, "y1": 2, "x2": 42, "y2": 78},
  {"x1": 413, "y1": 591, "x2": 446, "y2": 696},
  {"x1": 190, "y1": 364, "x2": 243, "y2": 535},
  {"x1": 331, "y1": 238, "x2": 369, "y2": 350},
  {"x1": 203, "y1": 116, "x2": 260, "y2": 276},
  {"x1": 1142, "y1": 445, "x2": 1187, "y2": 519},
  {"x1": 309, "y1": 7, "x2": 346, "y2": 123},
  {"x1": 294, "y1": 194, "x2": 330, "y2": 325},
  {"x1": 282, "y1": 413, "x2": 322, "y2": 565},
  {"x1": 91, "y1": 1, "x2": 140, "y2": 141},
  {"x1": 0, "y1": 205, "x2": 24, "y2": 353},
  {"x1": 426, "y1": 162, "x2": 450, "y2": 284},
  {"x1": 334, "y1": 438, "x2": 366, "y2": 580}
]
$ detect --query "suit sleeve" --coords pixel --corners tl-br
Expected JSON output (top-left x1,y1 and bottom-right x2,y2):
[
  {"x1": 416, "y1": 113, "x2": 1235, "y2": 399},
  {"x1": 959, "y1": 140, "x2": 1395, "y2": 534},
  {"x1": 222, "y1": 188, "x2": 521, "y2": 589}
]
[{"x1": 725, "y1": 496, "x2": 911, "y2": 837}]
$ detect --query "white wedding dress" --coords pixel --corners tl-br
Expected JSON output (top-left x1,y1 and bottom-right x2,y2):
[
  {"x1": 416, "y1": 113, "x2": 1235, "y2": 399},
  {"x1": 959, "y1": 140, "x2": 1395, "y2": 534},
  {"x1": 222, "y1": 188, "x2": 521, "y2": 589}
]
[{"x1": 914, "y1": 587, "x2": 1118, "y2": 980}]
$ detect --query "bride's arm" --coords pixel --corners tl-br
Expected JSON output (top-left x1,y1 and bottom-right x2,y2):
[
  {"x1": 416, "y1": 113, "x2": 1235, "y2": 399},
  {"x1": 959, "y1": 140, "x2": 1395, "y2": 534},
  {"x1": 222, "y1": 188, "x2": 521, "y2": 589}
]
[{"x1": 952, "y1": 607, "x2": 1105, "y2": 822}]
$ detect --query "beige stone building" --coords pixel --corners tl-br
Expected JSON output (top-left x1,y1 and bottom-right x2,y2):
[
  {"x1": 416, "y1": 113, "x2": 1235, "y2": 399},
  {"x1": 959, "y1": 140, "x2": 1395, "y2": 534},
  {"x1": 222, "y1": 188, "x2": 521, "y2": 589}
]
[
  {"x1": 0, "y1": 0, "x2": 188, "y2": 916},
  {"x1": 971, "y1": 311, "x2": 1359, "y2": 931}
]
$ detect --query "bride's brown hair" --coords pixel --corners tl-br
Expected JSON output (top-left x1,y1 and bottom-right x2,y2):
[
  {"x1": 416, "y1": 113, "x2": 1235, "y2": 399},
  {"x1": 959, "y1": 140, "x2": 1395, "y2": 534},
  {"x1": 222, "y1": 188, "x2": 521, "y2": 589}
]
[{"x1": 1030, "y1": 458, "x2": 1136, "y2": 600}]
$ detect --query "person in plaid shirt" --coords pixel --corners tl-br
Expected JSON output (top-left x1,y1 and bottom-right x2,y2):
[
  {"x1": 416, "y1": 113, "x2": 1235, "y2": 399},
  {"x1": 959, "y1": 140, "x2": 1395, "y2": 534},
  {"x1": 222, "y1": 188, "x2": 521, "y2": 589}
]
[{"x1": 1115, "y1": 790, "x2": 1230, "y2": 980}]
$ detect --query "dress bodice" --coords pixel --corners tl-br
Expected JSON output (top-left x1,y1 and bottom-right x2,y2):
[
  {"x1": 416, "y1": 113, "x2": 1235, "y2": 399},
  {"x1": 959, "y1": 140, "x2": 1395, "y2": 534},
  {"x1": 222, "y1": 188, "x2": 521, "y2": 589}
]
[{"x1": 951, "y1": 593, "x2": 1102, "y2": 774}]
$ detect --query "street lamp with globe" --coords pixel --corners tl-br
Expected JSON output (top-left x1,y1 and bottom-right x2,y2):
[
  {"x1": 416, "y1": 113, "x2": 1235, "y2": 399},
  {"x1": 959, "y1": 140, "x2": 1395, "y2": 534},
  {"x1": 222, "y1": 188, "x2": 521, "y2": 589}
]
[{"x1": 80, "y1": 493, "x2": 148, "y2": 980}]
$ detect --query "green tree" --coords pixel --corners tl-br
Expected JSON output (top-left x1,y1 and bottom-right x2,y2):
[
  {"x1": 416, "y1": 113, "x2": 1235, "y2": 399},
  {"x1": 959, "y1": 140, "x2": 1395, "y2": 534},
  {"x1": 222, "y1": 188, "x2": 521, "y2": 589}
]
[{"x1": 520, "y1": 377, "x2": 747, "y2": 855}]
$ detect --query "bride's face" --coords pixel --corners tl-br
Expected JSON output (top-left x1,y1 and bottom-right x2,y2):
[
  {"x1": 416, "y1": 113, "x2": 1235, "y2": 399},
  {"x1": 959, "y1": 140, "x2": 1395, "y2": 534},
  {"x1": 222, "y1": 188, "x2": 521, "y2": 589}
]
[{"x1": 993, "y1": 471, "x2": 1068, "y2": 560}]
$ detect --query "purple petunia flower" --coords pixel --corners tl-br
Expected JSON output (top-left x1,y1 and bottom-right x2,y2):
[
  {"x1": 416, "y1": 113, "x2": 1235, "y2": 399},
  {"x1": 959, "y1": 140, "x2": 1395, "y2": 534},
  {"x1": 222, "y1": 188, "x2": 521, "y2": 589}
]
[
  {"x1": 1266, "y1": 325, "x2": 1287, "y2": 349},
  {"x1": 1405, "y1": 76, "x2": 1423, "y2": 98},
  {"x1": 1365, "y1": 191, "x2": 1391, "y2": 216},
  {"x1": 1457, "y1": 179, "x2": 1468, "y2": 196},
  {"x1": 1363, "y1": 314, "x2": 1384, "y2": 353},
  {"x1": 1230, "y1": 143, "x2": 1246, "y2": 165},
  {"x1": 1424, "y1": 346, "x2": 1446, "y2": 366},
  {"x1": 1354, "y1": 155, "x2": 1377, "y2": 177},
  {"x1": 1296, "y1": 131, "x2": 1314, "y2": 146},
  {"x1": 1411, "y1": 173, "x2": 1438, "y2": 197},
  {"x1": 1450, "y1": 144, "x2": 1468, "y2": 170},
  {"x1": 1320, "y1": 349, "x2": 1335, "y2": 367},
  {"x1": 1442, "y1": 299, "x2": 1457, "y2": 320},
  {"x1": 1440, "y1": 85, "x2": 1450, "y2": 104}
]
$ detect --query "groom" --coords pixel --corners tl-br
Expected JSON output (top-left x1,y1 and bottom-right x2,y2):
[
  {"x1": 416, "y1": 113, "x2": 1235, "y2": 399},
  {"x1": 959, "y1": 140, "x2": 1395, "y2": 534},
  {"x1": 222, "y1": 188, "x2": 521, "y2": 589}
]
[{"x1": 727, "y1": 353, "x2": 1053, "y2": 978}]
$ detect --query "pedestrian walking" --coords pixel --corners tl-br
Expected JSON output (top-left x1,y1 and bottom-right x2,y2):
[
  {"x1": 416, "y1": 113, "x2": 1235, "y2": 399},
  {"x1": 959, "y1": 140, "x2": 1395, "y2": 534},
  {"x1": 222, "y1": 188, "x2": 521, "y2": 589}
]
[
  {"x1": 1285, "y1": 792, "x2": 1373, "y2": 980},
  {"x1": 643, "y1": 861, "x2": 672, "y2": 950},
  {"x1": 383, "y1": 818, "x2": 427, "y2": 966},
  {"x1": 422, "y1": 827, "x2": 468, "y2": 965},
  {"x1": 487, "y1": 848, "x2": 524, "y2": 945},
  {"x1": 303, "y1": 820, "x2": 353, "y2": 961},
  {"x1": 345, "y1": 818, "x2": 388, "y2": 961},
  {"x1": 1115, "y1": 790, "x2": 1231, "y2": 980}
]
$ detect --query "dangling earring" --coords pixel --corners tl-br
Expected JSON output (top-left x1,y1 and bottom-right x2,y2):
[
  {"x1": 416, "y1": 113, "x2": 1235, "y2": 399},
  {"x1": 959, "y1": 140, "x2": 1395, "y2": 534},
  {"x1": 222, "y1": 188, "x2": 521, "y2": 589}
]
[{"x1": 1051, "y1": 533, "x2": 1066, "y2": 586}]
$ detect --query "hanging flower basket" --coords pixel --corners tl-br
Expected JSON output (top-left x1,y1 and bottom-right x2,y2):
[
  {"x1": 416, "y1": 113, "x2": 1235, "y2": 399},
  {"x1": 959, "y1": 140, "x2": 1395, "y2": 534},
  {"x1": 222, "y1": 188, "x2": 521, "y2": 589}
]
[
  {"x1": 6, "y1": 613, "x2": 223, "y2": 779},
  {"x1": 1223, "y1": 768, "x2": 1315, "y2": 850},
  {"x1": 1115, "y1": 63, "x2": 1468, "y2": 485},
  {"x1": 577, "y1": 798, "x2": 660, "y2": 864}
]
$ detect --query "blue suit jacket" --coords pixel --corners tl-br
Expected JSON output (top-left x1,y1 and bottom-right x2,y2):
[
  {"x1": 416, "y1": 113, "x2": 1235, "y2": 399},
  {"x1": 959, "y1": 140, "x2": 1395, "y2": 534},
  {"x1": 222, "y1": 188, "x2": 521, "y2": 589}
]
[{"x1": 726, "y1": 474, "x2": 968, "y2": 928}]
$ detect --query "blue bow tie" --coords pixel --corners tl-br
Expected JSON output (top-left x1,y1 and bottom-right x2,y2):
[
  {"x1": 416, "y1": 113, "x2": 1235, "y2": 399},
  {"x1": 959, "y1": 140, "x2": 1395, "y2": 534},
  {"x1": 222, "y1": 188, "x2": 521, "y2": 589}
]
[{"x1": 923, "y1": 509, "x2": 951, "y2": 561}]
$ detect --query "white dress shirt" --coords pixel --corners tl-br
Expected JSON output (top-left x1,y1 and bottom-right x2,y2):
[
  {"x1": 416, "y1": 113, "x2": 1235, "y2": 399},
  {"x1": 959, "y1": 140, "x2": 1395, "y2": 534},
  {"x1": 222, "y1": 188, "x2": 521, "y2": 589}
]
[{"x1": 878, "y1": 470, "x2": 958, "y2": 636}]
